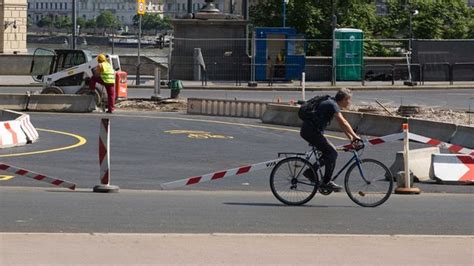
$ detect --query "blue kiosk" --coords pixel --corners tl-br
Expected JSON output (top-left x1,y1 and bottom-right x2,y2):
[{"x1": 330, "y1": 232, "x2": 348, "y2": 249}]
[{"x1": 255, "y1": 27, "x2": 306, "y2": 81}]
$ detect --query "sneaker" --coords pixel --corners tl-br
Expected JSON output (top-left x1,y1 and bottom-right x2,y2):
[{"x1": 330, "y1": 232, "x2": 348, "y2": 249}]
[
  {"x1": 302, "y1": 169, "x2": 317, "y2": 183},
  {"x1": 322, "y1": 181, "x2": 343, "y2": 192}
]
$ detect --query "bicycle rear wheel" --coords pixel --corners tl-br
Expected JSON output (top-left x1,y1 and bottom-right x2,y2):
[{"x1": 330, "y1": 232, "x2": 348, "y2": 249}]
[
  {"x1": 270, "y1": 157, "x2": 318, "y2": 206},
  {"x1": 344, "y1": 159, "x2": 393, "y2": 207}
]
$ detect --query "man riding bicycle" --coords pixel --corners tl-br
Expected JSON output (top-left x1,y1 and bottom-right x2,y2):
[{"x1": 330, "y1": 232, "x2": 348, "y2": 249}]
[{"x1": 300, "y1": 88, "x2": 360, "y2": 192}]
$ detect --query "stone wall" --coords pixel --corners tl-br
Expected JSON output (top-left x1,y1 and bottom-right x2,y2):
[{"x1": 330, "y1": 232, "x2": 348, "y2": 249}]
[{"x1": 0, "y1": 0, "x2": 28, "y2": 54}]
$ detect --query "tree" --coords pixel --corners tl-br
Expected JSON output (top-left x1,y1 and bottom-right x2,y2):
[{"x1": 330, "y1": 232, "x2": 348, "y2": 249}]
[
  {"x1": 76, "y1": 17, "x2": 87, "y2": 29},
  {"x1": 37, "y1": 16, "x2": 53, "y2": 35},
  {"x1": 96, "y1": 11, "x2": 121, "y2": 34},
  {"x1": 132, "y1": 14, "x2": 173, "y2": 34},
  {"x1": 250, "y1": 0, "x2": 474, "y2": 56},
  {"x1": 54, "y1": 16, "x2": 72, "y2": 30}
]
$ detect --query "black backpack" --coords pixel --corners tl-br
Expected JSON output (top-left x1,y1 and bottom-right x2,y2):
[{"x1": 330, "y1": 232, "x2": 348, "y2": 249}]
[{"x1": 298, "y1": 95, "x2": 331, "y2": 122}]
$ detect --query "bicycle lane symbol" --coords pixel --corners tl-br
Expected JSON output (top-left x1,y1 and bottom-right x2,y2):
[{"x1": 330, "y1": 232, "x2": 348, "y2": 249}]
[
  {"x1": 0, "y1": 175, "x2": 14, "y2": 181},
  {"x1": 164, "y1": 130, "x2": 234, "y2": 140}
]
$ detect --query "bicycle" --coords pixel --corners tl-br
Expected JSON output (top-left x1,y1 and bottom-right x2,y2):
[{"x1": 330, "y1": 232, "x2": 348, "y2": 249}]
[{"x1": 269, "y1": 140, "x2": 394, "y2": 207}]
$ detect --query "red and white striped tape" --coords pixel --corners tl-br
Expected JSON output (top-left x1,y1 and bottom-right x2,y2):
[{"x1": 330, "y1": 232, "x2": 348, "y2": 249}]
[
  {"x1": 161, "y1": 133, "x2": 406, "y2": 189},
  {"x1": 408, "y1": 133, "x2": 474, "y2": 156},
  {"x1": 160, "y1": 158, "x2": 283, "y2": 190},
  {"x1": 0, "y1": 121, "x2": 28, "y2": 148},
  {"x1": 0, "y1": 162, "x2": 76, "y2": 190},
  {"x1": 18, "y1": 114, "x2": 39, "y2": 143},
  {"x1": 99, "y1": 118, "x2": 110, "y2": 185},
  {"x1": 339, "y1": 133, "x2": 404, "y2": 150}
]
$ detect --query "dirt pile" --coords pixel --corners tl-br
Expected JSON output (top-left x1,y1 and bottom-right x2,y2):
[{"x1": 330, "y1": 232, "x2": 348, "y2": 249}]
[
  {"x1": 116, "y1": 99, "x2": 187, "y2": 112},
  {"x1": 350, "y1": 104, "x2": 472, "y2": 126}
]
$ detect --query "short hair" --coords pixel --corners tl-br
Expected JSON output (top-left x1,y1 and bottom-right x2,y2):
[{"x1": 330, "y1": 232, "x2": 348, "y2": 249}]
[{"x1": 335, "y1": 88, "x2": 352, "y2": 102}]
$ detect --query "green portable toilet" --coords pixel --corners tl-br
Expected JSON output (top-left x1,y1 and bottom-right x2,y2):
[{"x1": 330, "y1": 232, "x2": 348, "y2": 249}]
[{"x1": 335, "y1": 28, "x2": 364, "y2": 81}]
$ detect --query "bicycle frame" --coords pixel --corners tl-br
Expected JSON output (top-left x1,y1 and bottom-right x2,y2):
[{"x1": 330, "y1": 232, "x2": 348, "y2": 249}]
[{"x1": 278, "y1": 147, "x2": 369, "y2": 184}]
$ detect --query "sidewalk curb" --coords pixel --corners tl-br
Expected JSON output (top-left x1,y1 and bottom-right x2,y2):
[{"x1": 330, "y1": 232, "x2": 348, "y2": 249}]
[{"x1": 1, "y1": 84, "x2": 473, "y2": 91}]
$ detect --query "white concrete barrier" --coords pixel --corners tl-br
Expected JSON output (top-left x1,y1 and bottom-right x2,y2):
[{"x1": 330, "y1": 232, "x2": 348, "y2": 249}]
[
  {"x1": 432, "y1": 154, "x2": 474, "y2": 184},
  {"x1": 188, "y1": 98, "x2": 268, "y2": 119},
  {"x1": 0, "y1": 110, "x2": 39, "y2": 147},
  {"x1": 389, "y1": 147, "x2": 440, "y2": 182},
  {"x1": 0, "y1": 120, "x2": 28, "y2": 148}
]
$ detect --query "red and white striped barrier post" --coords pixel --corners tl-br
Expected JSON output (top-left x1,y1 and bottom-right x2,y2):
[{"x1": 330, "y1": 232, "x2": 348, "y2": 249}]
[
  {"x1": 0, "y1": 162, "x2": 76, "y2": 190},
  {"x1": 93, "y1": 118, "x2": 119, "y2": 193},
  {"x1": 395, "y1": 123, "x2": 421, "y2": 194}
]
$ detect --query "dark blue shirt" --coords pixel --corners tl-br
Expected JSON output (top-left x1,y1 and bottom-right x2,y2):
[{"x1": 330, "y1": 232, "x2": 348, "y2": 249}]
[{"x1": 306, "y1": 97, "x2": 341, "y2": 132}]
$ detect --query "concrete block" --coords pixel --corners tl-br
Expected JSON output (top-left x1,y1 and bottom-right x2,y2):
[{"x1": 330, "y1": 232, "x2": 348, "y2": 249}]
[
  {"x1": 450, "y1": 125, "x2": 474, "y2": 149},
  {"x1": 261, "y1": 104, "x2": 302, "y2": 127},
  {"x1": 389, "y1": 147, "x2": 440, "y2": 182},
  {"x1": 408, "y1": 118, "x2": 457, "y2": 144},
  {"x1": 327, "y1": 111, "x2": 363, "y2": 132},
  {"x1": 357, "y1": 113, "x2": 405, "y2": 136},
  {"x1": 27, "y1": 94, "x2": 96, "y2": 113},
  {"x1": 0, "y1": 94, "x2": 28, "y2": 110}
]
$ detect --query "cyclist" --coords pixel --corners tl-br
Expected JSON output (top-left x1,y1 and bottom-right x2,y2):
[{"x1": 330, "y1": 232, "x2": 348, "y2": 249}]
[{"x1": 300, "y1": 88, "x2": 360, "y2": 191}]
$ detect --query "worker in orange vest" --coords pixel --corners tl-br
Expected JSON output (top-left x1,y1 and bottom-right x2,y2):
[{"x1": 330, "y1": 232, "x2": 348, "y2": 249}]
[{"x1": 90, "y1": 54, "x2": 116, "y2": 113}]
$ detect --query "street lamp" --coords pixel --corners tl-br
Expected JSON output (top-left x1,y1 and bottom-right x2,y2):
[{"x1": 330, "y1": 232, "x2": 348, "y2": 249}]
[
  {"x1": 282, "y1": 0, "x2": 289, "y2": 27},
  {"x1": 331, "y1": 0, "x2": 337, "y2": 86},
  {"x1": 405, "y1": 9, "x2": 418, "y2": 86},
  {"x1": 409, "y1": 9, "x2": 419, "y2": 53},
  {"x1": 72, "y1": 0, "x2": 77, "y2": 49}
]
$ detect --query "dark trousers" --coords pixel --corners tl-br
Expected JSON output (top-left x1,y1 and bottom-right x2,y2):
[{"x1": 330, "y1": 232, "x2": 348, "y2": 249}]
[
  {"x1": 300, "y1": 122, "x2": 338, "y2": 183},
  {"x1": 89, "y1": 76, "x2": 115, "y2": 112}
]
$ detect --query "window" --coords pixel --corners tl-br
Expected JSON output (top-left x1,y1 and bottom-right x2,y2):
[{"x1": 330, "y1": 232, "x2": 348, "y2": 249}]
[
  {"x1": 167, "y1": 3, "x2": 172, "y2": 11},
  {"x1": 55, "y1": 3, "x2": 58, "y2": 9},
  {"x1": 40, "y1": 3, "x2": 43, "y2": 9},
  {"x1": 36, "y1": 3, "x2": 38, "y2": 9},
  {"x1": 59, "y1": 3, "x2": 62, "y2": 9},
  {"x1": 65, "y1": 3, "x2": 67, "y2": 10}
]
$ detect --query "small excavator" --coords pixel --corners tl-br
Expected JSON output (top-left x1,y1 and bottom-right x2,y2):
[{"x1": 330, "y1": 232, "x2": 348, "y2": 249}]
[{"x1": 30, "y1": 48, "x2": 128, "y2": 107}]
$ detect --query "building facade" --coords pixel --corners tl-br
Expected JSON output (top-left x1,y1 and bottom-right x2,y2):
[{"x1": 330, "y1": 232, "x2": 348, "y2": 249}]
[
  {"x1": 27, "y1": 0, "x2": 247, "y2": 27},
  {"x1": 1, "y1": 0, "x2": 28, "y2": 53}
]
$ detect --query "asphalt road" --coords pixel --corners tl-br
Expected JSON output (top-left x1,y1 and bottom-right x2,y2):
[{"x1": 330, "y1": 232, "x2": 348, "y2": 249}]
[
  {"x1": 2, "y1": 87, "x2": 474, "y2": 110},
  {"x1": 0, "y1": 187, "x2": 473, "y2": 234},
  {"x1": 1, "y1": 111, "x2": 470, "y2": 193}
]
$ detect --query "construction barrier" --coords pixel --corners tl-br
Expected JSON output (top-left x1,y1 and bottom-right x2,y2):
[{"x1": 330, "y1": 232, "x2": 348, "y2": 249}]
[
  {"x1": 160, "y1": 134, "x2": 404, "y2": 190},
  {"x1": 432, "y1": 154, "x2": 474, "y2": 184},
  {"x1": 389, "y1": 147, "x2": 440, "y2": 182},
  {"x1": 0, "y1": 120, "x2": 28, "y2": 148},
  {"x1": 160, "y1": 158, "x2": 283, "y2": 190},
  {"x1": 93, "y1": 118, "x2": 119, "y2": 193},
  {"x1": 408, "y1": 133, "x2": 474, "y2": 156},
  {"x1": 261, "y1": 104, "x2": 474, "y2": 149},
  {"x1": 187, "y1": 98, "x2": 268, "y2": 119},
  {"x1": 17, "y1": 113, "x2": 39, "y2": 143},
  {"x1": 0, "y1": 162, "x2": 76, "y2": 190}
]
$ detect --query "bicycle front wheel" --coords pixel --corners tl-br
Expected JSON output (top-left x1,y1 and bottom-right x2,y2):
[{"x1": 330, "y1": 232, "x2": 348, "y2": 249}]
[
  {"x1": 270, "y1": 157, "x2": 318, "y2": 206},
  {"x1": 344, "y1": 159, "x2": 393, "y2": 207}
]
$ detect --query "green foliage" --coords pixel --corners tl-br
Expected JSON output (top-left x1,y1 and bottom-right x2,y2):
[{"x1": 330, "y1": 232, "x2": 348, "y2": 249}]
[
  {"x1": 250, "y1": 0, "x2": 474, "y2": 56},
  {"x1": 85, "y1": 19, "x2": 97, "y2": 29},
  {"x1": 76, "y1": 17, "x2": 87, "y2": 29},
  {"x1": 37, "y1": 16, "x2": 52, "y2": 28},
  {"x1": 132, "y1": 14, "x2": 173, "y2": 33},
  {"x1": 96, "y1": 11, "x2": 121, "y2": 32},
  {"x1": 53, "y1": 16, "x2": 72, "y2": 29}
]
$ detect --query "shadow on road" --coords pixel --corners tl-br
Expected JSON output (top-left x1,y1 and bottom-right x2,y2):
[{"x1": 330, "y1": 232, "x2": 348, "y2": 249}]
[{"x1": 223, "y1": 202, "x2": 355, "y2": 208}]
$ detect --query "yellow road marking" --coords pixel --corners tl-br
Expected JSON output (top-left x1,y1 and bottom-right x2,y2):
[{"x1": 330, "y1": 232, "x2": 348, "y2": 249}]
[
  {"x1": 0, "y1": 128, "x2": 87, "y2": 158},
  {"x1": 106, "y1": 113, "x2": 347, "y2": 141},
  {"x1": 165, "y1": 130, "x2": 234, "y2": 140},
  {"x1": 0, "y1": 175, "x2": 14, "y2": 181}
]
